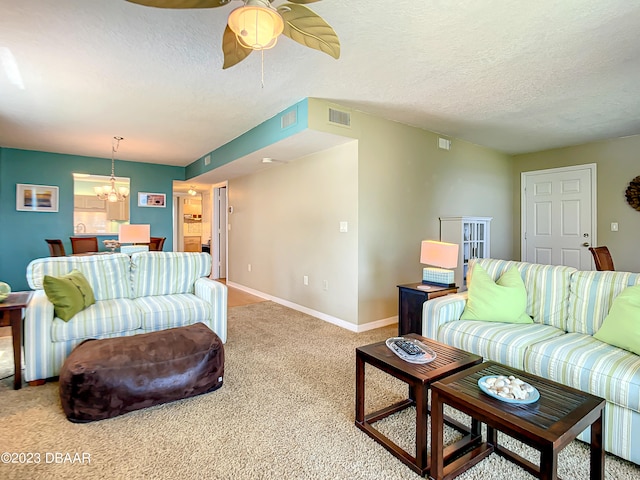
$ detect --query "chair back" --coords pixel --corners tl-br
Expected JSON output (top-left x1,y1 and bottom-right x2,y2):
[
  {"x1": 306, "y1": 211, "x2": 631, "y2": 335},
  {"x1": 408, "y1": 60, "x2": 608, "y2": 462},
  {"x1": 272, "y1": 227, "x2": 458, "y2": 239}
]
[
  {"x1": 70, "y1": 236, "x2": 99, "y2": 254},
  {"x1": 149, "y1": 237, "x2": 166, "y2": 251},
  {"x1": 45, "y1": 239, "x2": 66, "y2": 257},
  {"x1": 588, "y1": 246, "x2": 615, "y2": 271}
]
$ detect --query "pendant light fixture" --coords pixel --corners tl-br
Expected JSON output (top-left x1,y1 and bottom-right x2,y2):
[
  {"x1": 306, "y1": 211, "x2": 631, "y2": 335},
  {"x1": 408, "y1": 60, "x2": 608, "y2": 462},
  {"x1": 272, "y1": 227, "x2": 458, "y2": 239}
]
[
  {"x1": 187, "y1": 186, "x2": 197, "y2": 196},
  {"x1": 94, "y1": 136, "x2": 129, "y2": 203}
]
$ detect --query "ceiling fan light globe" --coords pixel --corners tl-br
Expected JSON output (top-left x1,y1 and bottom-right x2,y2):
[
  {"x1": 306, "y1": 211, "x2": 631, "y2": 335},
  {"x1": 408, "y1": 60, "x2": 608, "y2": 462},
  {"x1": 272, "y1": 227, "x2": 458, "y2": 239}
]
[{"x1": 228, "y1": 5, "x2": 283, "y2": 51}]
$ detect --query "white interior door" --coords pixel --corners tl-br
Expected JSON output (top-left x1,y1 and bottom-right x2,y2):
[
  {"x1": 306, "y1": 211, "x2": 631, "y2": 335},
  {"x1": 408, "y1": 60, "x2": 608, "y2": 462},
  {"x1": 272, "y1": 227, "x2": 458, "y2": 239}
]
[{"x1": 522, "y1": 164, "x2": 596, "y2": 269}]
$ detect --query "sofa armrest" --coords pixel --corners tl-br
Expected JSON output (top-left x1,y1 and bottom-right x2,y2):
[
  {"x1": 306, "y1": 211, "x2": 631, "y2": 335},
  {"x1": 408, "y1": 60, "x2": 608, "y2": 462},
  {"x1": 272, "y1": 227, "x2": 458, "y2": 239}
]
[
  {"x1": 194, "y1": 277, "x2": 228, "y2": 343},
  {"x1": 24, "y1": 290, "x2": 56, "y2": 382},
  {"x1": 421, "y1": 292, "x2": 468, "y2": 340}
]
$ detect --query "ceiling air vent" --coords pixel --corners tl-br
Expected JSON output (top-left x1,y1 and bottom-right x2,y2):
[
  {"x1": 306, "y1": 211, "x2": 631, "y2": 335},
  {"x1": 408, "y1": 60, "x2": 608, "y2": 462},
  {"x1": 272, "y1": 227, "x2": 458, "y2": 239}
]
[
  {"x1": 328, "y1": 108, "x2": 351, "y2": 127},
  {"x1": 281, "y1": 109, "x2": 297, "y2": 129}
]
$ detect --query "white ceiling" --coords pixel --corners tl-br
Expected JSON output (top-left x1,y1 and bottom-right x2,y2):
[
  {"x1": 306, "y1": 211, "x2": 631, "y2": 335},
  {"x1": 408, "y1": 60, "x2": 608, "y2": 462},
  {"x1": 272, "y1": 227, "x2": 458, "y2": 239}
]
[{"x1": 2, "y1": 0, "x2": 640, "y2": 174}]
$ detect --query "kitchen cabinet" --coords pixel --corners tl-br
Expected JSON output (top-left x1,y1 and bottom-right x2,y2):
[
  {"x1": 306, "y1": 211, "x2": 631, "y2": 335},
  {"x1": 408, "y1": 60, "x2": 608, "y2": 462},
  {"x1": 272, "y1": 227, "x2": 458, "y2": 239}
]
[
  {"x1": 106, "y1": 199, "x2": 129, "y2": 221},
  {"x1": 74, "y1": 195, "x2": 106, "y2": 211},
  {"x1": 184, "y1": 236, "x2": 201, "y2": 252}
]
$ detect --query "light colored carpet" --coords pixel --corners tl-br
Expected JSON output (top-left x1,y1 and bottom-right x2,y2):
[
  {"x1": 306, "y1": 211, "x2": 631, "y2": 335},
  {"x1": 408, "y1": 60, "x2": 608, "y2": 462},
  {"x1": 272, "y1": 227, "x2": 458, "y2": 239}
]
[{"x1": 0, "y1": 302, "x2": 639, "y2": 479}]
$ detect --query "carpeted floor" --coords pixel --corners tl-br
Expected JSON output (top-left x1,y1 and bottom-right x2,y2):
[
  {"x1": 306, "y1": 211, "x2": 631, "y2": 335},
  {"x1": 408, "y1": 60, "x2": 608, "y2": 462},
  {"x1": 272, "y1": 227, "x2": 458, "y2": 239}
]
[{"x1": 0, "y1": 302, "x2": 639, "y2": 479}]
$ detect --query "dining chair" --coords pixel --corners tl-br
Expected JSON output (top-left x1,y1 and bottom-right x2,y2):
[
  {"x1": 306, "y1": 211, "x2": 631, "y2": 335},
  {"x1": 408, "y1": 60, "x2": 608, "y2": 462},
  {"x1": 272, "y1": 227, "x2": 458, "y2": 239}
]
[
  {"x1": 148, "y1": 237, "x2": 166, "y2": 251},
  {"x1": 45, "y1": 239, "x2": 66, "y2": 257},
  {"x1": 70, "y1": 236, "x2": 99, "y2": 254},
  {"x1": 588, "y1": 246, "x2": 615, "y2": 271}
]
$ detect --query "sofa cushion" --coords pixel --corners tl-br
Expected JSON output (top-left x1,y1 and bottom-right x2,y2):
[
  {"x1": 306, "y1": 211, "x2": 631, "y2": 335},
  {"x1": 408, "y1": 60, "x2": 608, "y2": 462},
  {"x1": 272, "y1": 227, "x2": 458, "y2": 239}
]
[
  {"x1": 130, "y1": 252, "x2": 211, "y2": 298},
  {"x1": 437, "y1": 320, "x2": 565, "y2": 369},
  {"x1": 471, "y1": 258, "x2": 575, "y2": 330},
  {"x1": 43, "y1": 269, "x2": 96, "y2": 321},
  {"x1": 567, "y1": 270, "x2": 640, "y2": 335},
  {"x1": 593, "y1": 285, "x2": 640, "y2": 356},
  {"x1": 27, "y1": 253, "x2": 132, "y2": 301},
  {"x1": 461, "y1": 265, "x2": 532, "y2": 324},
  {"x1": 524, "y1": 332, "x2": 640, "y2": 413},
  {"x1": 51, "y1": 298, "x2": 142, "y2": 342},
  {"x1": 134, "y1": 294, "x2": 213, "y2": 331}
]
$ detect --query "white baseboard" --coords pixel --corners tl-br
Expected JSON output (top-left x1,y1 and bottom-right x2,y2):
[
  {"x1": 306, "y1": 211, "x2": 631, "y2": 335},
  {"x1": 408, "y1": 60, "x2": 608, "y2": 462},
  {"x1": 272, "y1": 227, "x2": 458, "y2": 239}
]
[{"x1": 226, "y1": 282, "x2": 398, "y2": 333}]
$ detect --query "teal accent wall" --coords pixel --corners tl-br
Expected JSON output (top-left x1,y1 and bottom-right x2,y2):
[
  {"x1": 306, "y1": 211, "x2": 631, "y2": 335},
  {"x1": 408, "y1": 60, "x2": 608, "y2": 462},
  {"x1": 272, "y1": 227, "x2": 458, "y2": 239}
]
[
  {"x1": 185, "y1": 99, "x2": 309, "y2": 179},
  {"x1": 0, "y1": 147, "x2": 184, "y2": 291}
]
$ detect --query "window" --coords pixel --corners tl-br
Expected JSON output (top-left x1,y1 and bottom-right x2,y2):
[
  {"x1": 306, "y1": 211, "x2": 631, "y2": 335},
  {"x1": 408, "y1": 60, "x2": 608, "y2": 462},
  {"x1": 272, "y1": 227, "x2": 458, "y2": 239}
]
[{"x1": 73, "y1": 174, "x2": 130, "y2": 234}]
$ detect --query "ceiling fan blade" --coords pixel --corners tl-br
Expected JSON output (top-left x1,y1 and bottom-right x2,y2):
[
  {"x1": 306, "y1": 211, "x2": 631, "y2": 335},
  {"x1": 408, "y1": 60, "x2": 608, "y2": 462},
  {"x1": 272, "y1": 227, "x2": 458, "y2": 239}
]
[
  {"x1": 278, "y1": 3, "x2": 340, "y2": 59},
  {"x1": 222, "y1": 25, "x2": 253, "y2": 69},
  {"x1": 125, "y1": 0, "x2": 231, "y2": 8}
]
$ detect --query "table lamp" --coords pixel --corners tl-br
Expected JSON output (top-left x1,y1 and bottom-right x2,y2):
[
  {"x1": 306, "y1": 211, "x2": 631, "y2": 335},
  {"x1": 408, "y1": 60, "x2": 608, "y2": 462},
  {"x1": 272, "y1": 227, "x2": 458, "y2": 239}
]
[
  {"x1": 119, "y1": 224, "x2": 150, "y2": 255},
  {"x1": 420, "y1": 240, "x2": 459, "y2": 287}
]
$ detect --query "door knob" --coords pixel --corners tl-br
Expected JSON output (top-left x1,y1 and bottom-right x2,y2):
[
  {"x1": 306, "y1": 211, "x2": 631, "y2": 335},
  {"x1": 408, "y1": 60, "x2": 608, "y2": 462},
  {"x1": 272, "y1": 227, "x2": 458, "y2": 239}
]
[{"x1": 582, "y1": 242, "x2": 590, "y2": 247}]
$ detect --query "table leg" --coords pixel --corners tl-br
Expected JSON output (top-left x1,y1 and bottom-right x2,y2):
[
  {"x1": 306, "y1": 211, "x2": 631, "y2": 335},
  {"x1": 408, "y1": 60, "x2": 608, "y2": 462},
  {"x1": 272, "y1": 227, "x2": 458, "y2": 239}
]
[
  {"x1": 540, "y1": 448, "x2": 558, "y2": 480},
  {"x1": 10, "y1": 310, "x2": 22, "y2": 390},
  {"x1": 590, "y1": 413, "x2": 604, "y2": 480},
  {"x1": 355, "y1": 353, "x2": 365, "y2": 423},
  {"x1": 430, "y1": 389, "x2": 444, "y2": 480},
  {"x1": 415, "y1": 383, "x2": 428, "y2": 471}
]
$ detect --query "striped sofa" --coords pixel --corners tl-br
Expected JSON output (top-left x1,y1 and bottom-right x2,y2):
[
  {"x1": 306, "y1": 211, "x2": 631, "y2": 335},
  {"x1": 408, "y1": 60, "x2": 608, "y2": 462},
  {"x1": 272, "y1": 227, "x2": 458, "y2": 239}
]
[
  {"x1": 24, "y1": 251, "x2": 227, "y2": 384},
  {"x1": 422, "y1": 258, "x2": 640, "y2": 465}
]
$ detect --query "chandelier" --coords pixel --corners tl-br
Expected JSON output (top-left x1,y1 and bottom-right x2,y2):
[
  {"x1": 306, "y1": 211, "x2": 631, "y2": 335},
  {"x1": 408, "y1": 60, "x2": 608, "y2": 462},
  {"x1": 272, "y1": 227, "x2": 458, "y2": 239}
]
[{"x1": 94, "y1": 136, "x2": 129, "y2": 203}]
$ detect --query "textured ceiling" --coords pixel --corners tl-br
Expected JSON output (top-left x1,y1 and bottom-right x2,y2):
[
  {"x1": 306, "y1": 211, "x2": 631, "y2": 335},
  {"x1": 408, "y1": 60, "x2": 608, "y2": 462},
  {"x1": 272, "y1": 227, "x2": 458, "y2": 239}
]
[{"x1": 1, "y1": 0, "x2": 640, "y2": 168}]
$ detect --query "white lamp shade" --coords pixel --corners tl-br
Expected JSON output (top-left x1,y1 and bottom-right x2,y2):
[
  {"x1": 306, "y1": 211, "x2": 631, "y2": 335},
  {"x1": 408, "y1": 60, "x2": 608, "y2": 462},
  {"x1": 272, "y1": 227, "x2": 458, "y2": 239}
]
[
  {"x1": 420, "y1": 240, "x2": 459, "y2": 268},
  {"x1": 119, "y1": 224, "x2": 150, "y2": 244},
  {"x1": 228, "y1": 3, "x2": 284, "y2": 50}
]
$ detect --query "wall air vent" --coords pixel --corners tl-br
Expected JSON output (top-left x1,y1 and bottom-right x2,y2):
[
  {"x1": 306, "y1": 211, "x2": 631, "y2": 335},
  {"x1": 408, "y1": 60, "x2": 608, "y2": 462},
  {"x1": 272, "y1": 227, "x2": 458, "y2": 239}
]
[
  {"x1": 328, "y1": 108, "x2": 351, "y2": 127},
  {"x1": 281, "y1": 109, "x2": 297, "y2": 129}
]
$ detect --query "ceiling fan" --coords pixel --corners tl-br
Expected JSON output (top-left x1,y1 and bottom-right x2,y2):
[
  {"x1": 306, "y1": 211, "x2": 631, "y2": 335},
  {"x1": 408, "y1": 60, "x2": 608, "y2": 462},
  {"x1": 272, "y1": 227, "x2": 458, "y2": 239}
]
[{"x1": 125, "y1": 0, "x2": 340, "y2": 69}]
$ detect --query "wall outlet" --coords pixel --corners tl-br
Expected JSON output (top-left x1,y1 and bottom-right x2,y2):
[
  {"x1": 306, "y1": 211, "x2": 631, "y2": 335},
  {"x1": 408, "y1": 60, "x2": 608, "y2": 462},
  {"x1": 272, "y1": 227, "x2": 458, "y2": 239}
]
[
  {"x1": 303, "y1": 275, "x2": 309, "y2": 286},
  {"x1": 247, "y1": 264, "x2": 252, "y2": 272},
  {"x1": 339, "y1": 221, "x2": 348, "y2": 233}
]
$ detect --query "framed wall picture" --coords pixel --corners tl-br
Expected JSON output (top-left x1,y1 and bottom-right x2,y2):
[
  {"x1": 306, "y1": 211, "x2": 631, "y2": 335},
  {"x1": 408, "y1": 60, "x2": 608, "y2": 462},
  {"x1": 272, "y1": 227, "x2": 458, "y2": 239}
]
[
  {"x1": 138, "y1": 192, "x2": 166, "y2": 208},
  {"x1": 16, "y1": 184, "x2": 59, "y2": 212}
]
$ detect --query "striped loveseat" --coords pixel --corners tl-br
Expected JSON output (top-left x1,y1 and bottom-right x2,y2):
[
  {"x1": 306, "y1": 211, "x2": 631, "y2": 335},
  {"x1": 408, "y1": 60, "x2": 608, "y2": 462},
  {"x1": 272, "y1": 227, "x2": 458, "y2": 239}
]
[
  {"x1": 24, "y1": 251, "x2": 227, "y2": 384},
  {"x1": 422, "y1": 258, "x2": 640, "y2": 465}
]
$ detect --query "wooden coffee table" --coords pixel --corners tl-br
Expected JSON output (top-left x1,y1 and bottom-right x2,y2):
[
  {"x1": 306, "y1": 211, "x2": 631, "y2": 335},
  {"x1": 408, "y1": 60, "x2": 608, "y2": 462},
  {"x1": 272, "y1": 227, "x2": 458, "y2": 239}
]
[
  {"x1": 0, "y1": 291, "x2": 33, "y2": 390},
  {"x1": 430, "y1": 361, "x2": 605, "y2": 480},
  {"x1": 355, "y1": 334, "x2": 483, "y2": 476}
]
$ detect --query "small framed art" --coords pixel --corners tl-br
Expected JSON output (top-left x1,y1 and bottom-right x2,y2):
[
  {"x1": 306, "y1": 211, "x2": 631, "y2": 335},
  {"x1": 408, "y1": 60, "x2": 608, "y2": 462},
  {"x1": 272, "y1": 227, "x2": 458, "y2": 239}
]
[
  {"x1": 16, "y1": 184, "x2": 59, "y2": 212},
  {"x1": 138, "y1": 192, "x2": 166, "y2": 208}
]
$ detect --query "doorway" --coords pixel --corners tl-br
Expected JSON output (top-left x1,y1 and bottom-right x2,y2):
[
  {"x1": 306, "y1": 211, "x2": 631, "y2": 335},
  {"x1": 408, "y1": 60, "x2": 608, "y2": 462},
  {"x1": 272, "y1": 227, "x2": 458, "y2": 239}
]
[
  {"x1": 521, "y1": 164, "x2": 596, "y2": 269},
  {"x1": 212, "y1": 185, "x2": 228, "y2": 279}
]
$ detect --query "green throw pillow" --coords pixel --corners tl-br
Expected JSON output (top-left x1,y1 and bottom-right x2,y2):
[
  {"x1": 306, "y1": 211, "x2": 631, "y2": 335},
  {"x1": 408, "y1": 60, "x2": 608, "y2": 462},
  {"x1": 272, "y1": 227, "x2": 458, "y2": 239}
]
[
  {"x1": 43, "y1": 269, "x2": 95, "y2": 321},
  {"x1": 460, "y1": 265, "x2": 532, "y2": 324},
  {"x1": 594, "y1": 285, "x2": 640, "y2": 356}
]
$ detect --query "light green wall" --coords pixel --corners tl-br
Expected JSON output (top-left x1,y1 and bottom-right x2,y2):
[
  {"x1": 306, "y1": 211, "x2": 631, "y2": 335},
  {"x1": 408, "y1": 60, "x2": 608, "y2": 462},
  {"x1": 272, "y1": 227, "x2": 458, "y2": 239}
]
[
  {"x1": 228, "y1": 141, "x2": 360, "y2": 323},
  {"x1": 511, "y1": 134, "x2": 640, "y2": 272},
  {"x1": 192, "y1": 97, "x2": 515, "y2": 328}
]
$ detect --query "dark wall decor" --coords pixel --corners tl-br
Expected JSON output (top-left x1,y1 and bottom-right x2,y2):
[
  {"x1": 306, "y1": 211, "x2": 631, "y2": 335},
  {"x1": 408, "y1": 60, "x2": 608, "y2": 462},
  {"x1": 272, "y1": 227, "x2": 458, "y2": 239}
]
[{"x1": 625, "y1": 175, "x2": 640, "y2": 212}]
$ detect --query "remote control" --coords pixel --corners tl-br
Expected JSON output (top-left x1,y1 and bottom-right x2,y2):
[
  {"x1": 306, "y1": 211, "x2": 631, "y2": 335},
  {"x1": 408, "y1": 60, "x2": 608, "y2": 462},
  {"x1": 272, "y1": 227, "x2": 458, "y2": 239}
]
[{"x1": 395, "y1": 340, "x2": 423, "y2": 356}]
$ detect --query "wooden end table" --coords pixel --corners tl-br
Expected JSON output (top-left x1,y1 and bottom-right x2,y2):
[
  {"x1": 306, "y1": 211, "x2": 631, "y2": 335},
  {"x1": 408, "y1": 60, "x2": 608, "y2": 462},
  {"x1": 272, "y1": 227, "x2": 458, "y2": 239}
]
[
  {"x1": 0, "y1": 291, "x2": 33, "y2": 390},
  {"x1": 430, "y1": 361, "x2": 605, "y2": 480},
  {"x1": 355, "y1": 334, "x2": 482, "y2": 476},
  {"x1": 397, "y1": 283, "x2": 458, "y2": 336}
]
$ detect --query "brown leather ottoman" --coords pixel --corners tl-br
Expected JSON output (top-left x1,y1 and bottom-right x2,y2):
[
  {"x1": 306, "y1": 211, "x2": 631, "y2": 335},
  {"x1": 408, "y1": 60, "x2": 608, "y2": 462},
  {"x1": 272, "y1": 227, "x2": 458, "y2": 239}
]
[{"x1": 59, "y1": 323, "x2": 224, "y2": 422}]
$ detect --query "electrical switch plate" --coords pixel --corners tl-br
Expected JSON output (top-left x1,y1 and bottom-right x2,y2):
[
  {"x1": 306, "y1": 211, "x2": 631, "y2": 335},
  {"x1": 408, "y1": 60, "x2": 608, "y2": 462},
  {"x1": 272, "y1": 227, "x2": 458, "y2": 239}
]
[
  {"x1": 323, "y1": 280, "x2": 329, "y2": 291},
  {"x1": 247, "y1": 264, "x2": 251, "y2": 272},
  {"x1": 303, "y1": 275, "x2": 309, "y2": 286},
  {"x1": 339, "y1": 221, "x2": 348, "y2": 233},
  {"x1": 611, "y1": 222, "x2": 619, "y2": 232}
]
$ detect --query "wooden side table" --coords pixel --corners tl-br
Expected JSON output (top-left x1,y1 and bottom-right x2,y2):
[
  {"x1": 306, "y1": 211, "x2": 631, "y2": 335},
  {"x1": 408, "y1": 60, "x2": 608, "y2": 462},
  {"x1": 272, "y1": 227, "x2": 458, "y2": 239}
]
[
  {"x1": 397, "y1": 282, "x2": 458, "y2": 336},
  {"x1": 0, "y1": 291, "x2": 33, "y2": 389},
  {"x1": 355, "y1": 334, "x2": 483, "y2": 476}
]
